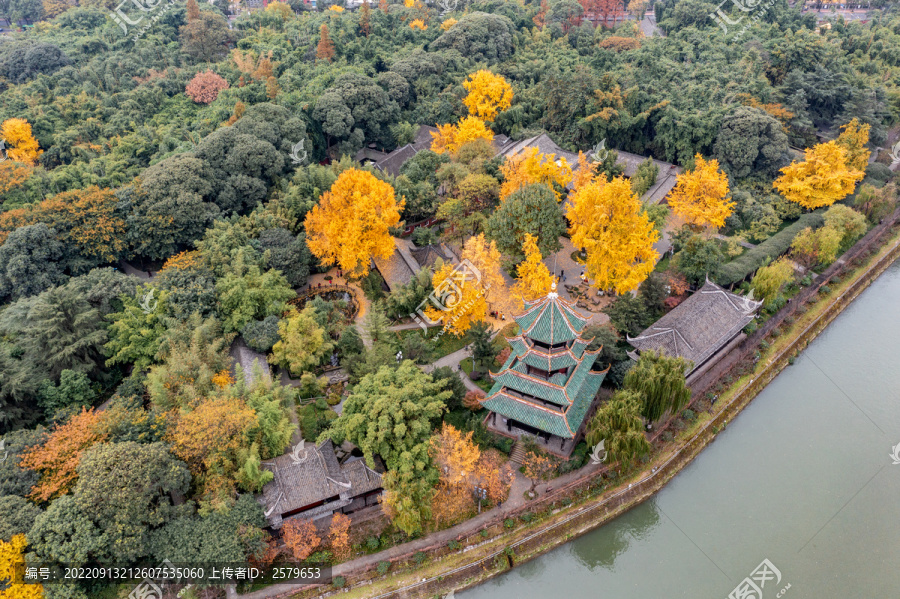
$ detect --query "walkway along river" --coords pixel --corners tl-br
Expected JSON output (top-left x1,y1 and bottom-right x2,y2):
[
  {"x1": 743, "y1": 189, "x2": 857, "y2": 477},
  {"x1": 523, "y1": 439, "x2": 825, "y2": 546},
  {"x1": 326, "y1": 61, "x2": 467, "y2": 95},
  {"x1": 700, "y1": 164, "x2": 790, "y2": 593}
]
[{"x1": 460, "y1": 261, "x2": 900, "y2": 598}]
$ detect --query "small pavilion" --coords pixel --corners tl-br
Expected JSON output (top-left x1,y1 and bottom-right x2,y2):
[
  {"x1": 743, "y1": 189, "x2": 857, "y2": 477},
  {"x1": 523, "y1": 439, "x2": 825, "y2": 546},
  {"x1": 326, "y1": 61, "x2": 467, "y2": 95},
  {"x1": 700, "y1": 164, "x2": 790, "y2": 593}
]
[{"x1": 481, "y1": 284, "x2": 607, "y2": 457}]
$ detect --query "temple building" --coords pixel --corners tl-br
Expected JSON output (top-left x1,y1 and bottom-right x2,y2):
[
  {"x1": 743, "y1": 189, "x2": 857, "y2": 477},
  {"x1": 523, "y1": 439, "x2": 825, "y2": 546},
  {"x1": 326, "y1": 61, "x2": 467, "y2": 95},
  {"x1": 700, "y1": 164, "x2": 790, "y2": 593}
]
[
  {"x1": 626, "y1": 280, "x2": 763, "y2": 384},
  {"x1": 481, "y1": 284, "x2": 607, "y2": 457}
]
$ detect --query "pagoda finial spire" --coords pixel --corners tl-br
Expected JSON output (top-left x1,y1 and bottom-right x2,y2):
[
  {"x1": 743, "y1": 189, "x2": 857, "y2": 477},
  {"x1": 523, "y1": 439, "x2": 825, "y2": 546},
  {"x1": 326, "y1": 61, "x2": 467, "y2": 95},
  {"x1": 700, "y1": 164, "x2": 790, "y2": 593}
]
[{"x1": 548, "y1": 279, "x2": 558, "y2": 299}]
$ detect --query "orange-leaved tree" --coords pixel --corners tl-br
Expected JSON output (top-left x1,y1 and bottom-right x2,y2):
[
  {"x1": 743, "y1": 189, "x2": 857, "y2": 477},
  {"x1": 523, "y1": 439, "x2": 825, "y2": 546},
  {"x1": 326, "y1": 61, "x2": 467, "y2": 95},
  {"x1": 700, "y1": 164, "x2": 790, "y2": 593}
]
[
  {"x1": 513, "y1": 233, "x2": 554, "y2": 302},
  {"x1": 571, "y1": 150, "x2": 598, "y2": 192},
  {"x1": 500, "y1": 147, "x2": 573, "y2": 202},
  {"x1": 430, "y1": 116, "x2": 494, "y2": 155},
  {"x1": 316, "y1": 23, "x2": 335, "y2": 62},
  {"x1": 19, "y1": 408, "x2": 108, "y2": 502},
  {"x1": 667, "y1": 154, "x2": 733, "y2": 229},
  {"x1": 185, "y1": 70, "x2": 230, "y2": 104},
  {"x1": 0, "y1": 535, "x2": 43, "y2": 599},
  {"x1": 835, "y1": 118, "x2": 871, "y2": 172},
  {"x1": 473, "y1": 449, "x2": 514, "y2": 503},
  {"x1": 328, "y1": 513, "x2": 352, "y2": 560},
  {"x1": 304, "y1": 169, "x2": 403, "y2": 278},
  {"x1": 1, "y1": 118, "x2": 42, "y2": 165},
  {"x1": 522, "y1": 450, "x2": 555, "y2": 492},
  {"x1": 0, "y1": 162, "x2": 33, "y2": 196},
  {"x1": 282, "y1": 518, "x2": 321, "y2": 560},
  {"x1": 429, "y1": 423, "x2": 480, "y2": 525},
  {"x1": 463, "y1": 389, "x2": 486, "y2": 411},
  {"x1": 773, "y1": 141, "x2": 864, "y2": 210},
  {"x1": 167, "y1": 396, "x2": 257, "y2": 504},
  {"x1": 567, "y1": 176, "x2": 659, "y2": 294},
  {"x1": 33, "y1": 186, "x2": 127, "y2": 263},
  {"x1": 462, "y1": 70, "x2": 513, "y2": 122}
]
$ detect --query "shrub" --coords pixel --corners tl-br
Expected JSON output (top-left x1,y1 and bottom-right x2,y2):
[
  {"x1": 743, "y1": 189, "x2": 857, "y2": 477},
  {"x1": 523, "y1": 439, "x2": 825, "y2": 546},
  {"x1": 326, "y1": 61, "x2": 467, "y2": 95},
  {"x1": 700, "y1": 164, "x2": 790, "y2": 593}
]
[
  {"x1": 504, "y1": 518, "x2": 515, "y2": 529},
  {"x1": 760, "y1": 340, "x2": 770, "y2": 351},
  {"x1": 819, "y1": 284, "x2": 831, "y2": 295},
  {"x1": 480, "y1": 529, "x2": 489, "y2": 538},
  {"x1": 447, "y1": 539, "x2": 461, "y2": 550},
  {"x1": 717, "y1": 212, "x2": 825, "y2": 285},
  {"x1": 241, "y1": 316, "x2": 281, "y2": 353},
  {"x1": 743, "y1": 320, "x2": 758, "y2": 335},
  {"x1": 332, "y1": 576, "x2": 346, "y2": 588},
  {"x1": 413, "y1": 551, "x2": 427, "y2": 565},
  {"x1": 366, "y1": 536, "x2": 380, "y2": 551},
  {"x1": 376, "y1": 561, "x2": 391, "y2": 575},
  {"x1": 682, "y1": 409, "x2": 695, "y2": 421},
  {"x1": 662, "y1": 431, "x2": 674, "y2": 442},
  {"x1": 185, "y1": 70, "x2": 229, "y2": 104}
]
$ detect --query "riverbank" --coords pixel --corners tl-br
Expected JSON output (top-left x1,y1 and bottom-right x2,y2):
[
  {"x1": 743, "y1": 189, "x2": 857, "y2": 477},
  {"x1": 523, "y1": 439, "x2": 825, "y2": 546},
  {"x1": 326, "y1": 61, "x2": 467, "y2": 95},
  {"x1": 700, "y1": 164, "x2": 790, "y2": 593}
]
[{"x1": 268, "y1": 212, "x2": 900, "y2": 599}]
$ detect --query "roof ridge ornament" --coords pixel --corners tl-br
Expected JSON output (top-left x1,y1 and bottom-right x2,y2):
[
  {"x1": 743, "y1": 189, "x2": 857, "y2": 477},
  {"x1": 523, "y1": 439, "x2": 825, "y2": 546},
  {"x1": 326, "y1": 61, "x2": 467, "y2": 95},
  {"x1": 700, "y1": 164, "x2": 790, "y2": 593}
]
[{"x1": 548, "y1": 280, "x2": 558, "y2": 299}]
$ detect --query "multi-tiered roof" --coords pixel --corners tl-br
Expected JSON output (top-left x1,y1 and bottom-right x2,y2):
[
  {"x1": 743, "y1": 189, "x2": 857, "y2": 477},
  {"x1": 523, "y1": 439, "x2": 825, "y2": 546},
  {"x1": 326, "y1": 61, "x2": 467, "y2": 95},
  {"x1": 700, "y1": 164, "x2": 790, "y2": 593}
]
[{"x1": 481, "y1": 285, "x2": 607, "y2": 439}]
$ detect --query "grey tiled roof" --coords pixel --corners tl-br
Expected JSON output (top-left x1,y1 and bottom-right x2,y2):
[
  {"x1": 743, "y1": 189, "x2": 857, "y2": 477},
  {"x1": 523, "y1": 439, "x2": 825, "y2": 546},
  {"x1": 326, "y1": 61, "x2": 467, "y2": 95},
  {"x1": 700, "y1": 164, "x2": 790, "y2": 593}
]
[
  {"x1": 410, "y1": 244, "x2": 453, "y2": 269},
  {"x1": 497, "y1": 133, "x2": 579, "y2": 165},
  {"x1": 258, "y1": 439, "x2": 383, "y2": 524},
  {"x1": 627, "y1": 281, "x2": 762, "y2": 374},
  {"x1": 612, "y1": 150, "x2": 682, "y2": 205}
]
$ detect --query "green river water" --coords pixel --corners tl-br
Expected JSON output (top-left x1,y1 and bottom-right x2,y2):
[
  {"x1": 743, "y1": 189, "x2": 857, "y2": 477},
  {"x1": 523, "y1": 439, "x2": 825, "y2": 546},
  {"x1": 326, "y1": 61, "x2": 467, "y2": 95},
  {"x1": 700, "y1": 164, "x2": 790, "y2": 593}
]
[{"x1": 461, "y1": 262, "x2": 900, "y2": 599}]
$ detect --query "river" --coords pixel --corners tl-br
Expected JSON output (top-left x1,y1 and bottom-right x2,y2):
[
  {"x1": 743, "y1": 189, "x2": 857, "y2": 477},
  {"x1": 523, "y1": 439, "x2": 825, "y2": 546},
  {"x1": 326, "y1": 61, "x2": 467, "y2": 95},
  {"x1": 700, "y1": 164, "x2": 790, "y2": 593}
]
[{"x1": 461, "y1": 262, "x2": 900, "y2": 598}]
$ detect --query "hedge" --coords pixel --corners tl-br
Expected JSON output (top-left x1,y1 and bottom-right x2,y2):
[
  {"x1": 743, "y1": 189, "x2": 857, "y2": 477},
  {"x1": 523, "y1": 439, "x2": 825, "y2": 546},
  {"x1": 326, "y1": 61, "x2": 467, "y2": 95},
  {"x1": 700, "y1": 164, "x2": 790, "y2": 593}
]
[{"x1": 716, "y1": 211, "x2": 825, "y2": 286}]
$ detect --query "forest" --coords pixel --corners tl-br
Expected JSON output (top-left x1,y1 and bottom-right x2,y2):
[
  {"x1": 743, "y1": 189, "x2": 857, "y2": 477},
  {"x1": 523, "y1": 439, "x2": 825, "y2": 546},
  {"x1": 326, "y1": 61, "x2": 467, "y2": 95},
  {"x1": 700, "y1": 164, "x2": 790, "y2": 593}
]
[{"x1": 1, "y1": 0, "x2": 899, "y2": 596}]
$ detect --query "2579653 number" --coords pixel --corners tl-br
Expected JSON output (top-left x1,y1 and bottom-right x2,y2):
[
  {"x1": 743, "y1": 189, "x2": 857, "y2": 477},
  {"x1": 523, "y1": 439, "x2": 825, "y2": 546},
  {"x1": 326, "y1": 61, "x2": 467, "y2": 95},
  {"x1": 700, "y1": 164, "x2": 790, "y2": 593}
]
[{"x1": 271, "y1": 567, "x2": 320, "y2": 580}]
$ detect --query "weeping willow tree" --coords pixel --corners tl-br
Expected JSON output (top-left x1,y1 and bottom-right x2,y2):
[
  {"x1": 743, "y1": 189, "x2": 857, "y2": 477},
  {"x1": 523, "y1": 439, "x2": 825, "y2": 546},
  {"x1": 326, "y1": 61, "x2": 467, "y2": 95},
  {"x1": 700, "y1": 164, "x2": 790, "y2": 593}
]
[
  {"x1": 624, "y1": 350, "x2": 692, "y2": 422},
  {"x1": 586, "y1": 390, "x2": 652, "y2": 468}
]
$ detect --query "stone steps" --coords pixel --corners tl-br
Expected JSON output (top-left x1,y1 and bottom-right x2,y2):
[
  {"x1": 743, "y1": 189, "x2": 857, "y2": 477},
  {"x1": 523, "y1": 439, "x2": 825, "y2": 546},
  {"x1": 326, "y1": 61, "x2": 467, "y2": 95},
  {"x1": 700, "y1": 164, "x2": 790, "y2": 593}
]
[{"x1": 509, "y1": 440, "x2": 526, "y2": 466}]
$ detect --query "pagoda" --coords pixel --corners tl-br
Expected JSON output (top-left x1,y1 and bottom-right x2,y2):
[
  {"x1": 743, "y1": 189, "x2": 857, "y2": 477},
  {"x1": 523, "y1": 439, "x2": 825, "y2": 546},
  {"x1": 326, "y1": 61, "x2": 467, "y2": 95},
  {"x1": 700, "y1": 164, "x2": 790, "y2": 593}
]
[{"x1": 481, "y1": 283, "x2": 607, "y2": 457}]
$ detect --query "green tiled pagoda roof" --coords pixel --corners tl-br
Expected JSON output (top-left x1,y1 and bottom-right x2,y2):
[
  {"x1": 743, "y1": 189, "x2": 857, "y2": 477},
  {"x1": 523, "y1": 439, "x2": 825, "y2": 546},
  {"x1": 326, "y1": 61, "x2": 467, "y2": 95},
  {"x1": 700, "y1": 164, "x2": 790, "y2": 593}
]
[
  {"x1": 481, "y1": 393, "x2": 574, "y2": 438},
  {"x1": 521, "y1": 351, "x2": 578, "y2": 371},
  {"x1": 514, "y1": 292, "x2": 589, "y2": 345},
  {"x1": 480, "y1": 288, "x2": 606, "y2": 439},
  {"x1": 491, "y1": 370, "x2": 570, "y2": 406}
]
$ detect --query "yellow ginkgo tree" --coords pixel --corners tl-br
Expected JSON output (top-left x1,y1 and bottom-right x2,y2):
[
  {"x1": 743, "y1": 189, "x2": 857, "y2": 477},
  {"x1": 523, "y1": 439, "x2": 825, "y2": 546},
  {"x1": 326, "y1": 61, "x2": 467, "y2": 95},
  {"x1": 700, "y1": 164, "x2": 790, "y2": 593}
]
[
  {"x1": 835, "y1": 118, "x2": 871, "y2": 172},
  {"x1": 1, "y1": 118, "x2": 42, "y2": 165},
  {"x1": 514, "y1": 234, "x2": 554, "y2": 302},
  {"x1": 0, "y1": 535, "x2": 43, "y2": 599},
  {"x1": 430, "y1": 116, "x2": 494, "y2": 155},
  {"x1": 304, "y1": 169, "x2": 404, "y2": 277},
  {"x1": 773, "y1": 141, "x2": 865, "y2": 210},
  {"x1": 462, "y1": 70, "x2": 513, "y2": 122},
  {"x1": 667, "y1": 154, "x2": 733, "y2": 229},
  {"x1": 567, "y1": 177, "x2": 659, "y2": 294},
  {"x1": 424, "y1": 262, "x2": 489, "y2": 337},
  {"x1": 500, "y1": 147, "x2": 573, "y2": 202}
]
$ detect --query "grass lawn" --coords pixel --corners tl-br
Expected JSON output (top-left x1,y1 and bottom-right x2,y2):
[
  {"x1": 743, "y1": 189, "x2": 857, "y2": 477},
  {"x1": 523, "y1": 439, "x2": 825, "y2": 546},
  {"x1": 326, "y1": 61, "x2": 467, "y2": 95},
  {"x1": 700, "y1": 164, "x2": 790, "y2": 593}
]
[
  {"x1": 392, "y1": 327, "x2": 469, "y2": 359},
  {"x1": 460, "y1": 357, "x2": 495, "y2": 392},
  {"x1": 654, "y1": 253, "x2": 671, "y2": 272}
]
